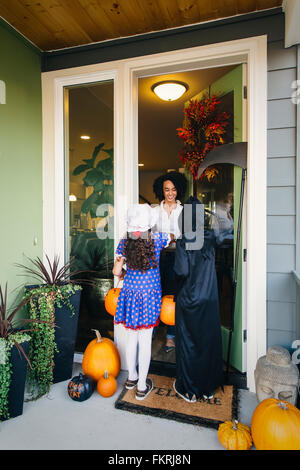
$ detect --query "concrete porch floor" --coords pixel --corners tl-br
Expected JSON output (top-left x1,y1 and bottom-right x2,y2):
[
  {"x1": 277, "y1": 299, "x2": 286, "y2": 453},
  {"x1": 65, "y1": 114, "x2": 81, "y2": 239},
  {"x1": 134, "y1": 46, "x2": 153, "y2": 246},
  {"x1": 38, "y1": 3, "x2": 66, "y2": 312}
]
[{"x1": 0, "y1": 362, "x2": 259, "y2": 451}]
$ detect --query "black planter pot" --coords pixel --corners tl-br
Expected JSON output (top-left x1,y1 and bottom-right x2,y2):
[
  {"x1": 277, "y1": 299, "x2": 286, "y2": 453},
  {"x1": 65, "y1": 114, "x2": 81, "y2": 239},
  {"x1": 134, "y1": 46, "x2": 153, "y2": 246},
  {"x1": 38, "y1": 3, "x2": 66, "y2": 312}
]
[
  {"x1": 0, "y1": 340, "x2": 30, "y2": 421},
  {"x1": 52, "y1": 289, "x2": 81, "y2": 384},
  {"x1": 26, "y1": 284, "x2": 82, "y2": 385}
]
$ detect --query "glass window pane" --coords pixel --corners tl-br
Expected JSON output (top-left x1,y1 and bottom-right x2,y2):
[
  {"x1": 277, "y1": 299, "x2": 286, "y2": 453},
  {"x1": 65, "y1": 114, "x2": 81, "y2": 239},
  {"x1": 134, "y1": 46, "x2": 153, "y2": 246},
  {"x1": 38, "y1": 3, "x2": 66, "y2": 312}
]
[
  {"x1": 196, "y1": 164, "x2": 234, "y2": 329},
  {"x1": 65, "y1": 81, "x2": 114, "y2": 352}
]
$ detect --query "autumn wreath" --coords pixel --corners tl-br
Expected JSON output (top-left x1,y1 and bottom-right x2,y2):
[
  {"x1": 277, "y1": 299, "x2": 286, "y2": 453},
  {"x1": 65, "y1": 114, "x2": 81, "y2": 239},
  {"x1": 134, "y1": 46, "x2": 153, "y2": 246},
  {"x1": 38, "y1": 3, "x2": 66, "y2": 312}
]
[{"x1": 177, "y1": 95, "x2": 230, "y2": 180}]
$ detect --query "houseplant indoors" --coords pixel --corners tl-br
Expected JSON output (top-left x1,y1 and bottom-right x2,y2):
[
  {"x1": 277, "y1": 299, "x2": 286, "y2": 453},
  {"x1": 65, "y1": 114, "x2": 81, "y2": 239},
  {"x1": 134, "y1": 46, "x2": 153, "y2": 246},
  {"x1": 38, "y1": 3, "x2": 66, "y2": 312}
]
[
  {"x1": 18, "y1": 254, "x2": 86, "y2": 400},
  {"x1": 72, "y1": 142, "x2": 114, "y2": 219},
  {"x1": 0, "y1": 283, "x2": 41, "y2": 420}
]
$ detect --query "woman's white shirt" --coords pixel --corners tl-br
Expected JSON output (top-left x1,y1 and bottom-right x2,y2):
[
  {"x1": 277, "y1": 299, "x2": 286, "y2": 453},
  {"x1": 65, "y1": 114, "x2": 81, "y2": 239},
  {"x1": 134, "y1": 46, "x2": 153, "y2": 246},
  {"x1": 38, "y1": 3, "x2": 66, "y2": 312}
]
[{"x1": 152, "y1": 200, "x2": 182, "y2": 239}]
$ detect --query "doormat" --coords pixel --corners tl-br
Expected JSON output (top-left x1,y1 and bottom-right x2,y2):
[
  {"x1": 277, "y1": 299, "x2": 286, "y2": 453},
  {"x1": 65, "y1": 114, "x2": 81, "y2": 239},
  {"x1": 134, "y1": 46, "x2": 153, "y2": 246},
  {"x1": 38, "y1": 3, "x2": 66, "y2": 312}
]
[{"x1": 115, "y1": 374, "x2": 239, "y2": 430}]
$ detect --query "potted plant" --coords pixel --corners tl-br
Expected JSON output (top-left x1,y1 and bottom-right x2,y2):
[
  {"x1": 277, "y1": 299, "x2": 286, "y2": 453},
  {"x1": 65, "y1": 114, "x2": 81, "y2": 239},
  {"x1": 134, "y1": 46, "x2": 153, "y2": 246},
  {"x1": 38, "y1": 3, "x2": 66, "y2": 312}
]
[
  {"x1": 18, "y1": 255, "x2": 87, "y2": 400},
  {"x1": 0, "y1": 283, "x2": 41, "y2": 420}
]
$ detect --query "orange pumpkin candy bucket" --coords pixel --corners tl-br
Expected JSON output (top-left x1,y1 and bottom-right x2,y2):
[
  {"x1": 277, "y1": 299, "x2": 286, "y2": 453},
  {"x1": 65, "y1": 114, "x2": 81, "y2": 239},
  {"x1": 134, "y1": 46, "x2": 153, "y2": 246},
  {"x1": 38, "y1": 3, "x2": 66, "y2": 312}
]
[
  {"x1": 105, "y1": 287, "x2": 121, "y2": 316},
  {"x1": 159, "y1": 295, "x2": 175, "y2": 326}
]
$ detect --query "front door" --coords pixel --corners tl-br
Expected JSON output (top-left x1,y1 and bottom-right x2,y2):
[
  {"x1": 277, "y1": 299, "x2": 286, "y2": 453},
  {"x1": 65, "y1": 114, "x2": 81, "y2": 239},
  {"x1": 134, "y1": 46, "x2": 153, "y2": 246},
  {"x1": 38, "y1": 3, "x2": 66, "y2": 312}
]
[
  {"x1": 137, "y1": 64, "x2": 247, "y2": 374},
  {"x1": 196, "y1": 64, "x2": 247, "y2": 372}
]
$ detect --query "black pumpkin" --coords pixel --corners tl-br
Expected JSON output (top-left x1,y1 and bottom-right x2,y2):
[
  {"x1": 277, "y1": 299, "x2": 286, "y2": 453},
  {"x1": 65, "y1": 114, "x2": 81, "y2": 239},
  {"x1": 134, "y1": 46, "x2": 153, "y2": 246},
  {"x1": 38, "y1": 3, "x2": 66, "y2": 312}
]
[{"x1": 67, "y1": 373, "x2": 96, "y2": 402}]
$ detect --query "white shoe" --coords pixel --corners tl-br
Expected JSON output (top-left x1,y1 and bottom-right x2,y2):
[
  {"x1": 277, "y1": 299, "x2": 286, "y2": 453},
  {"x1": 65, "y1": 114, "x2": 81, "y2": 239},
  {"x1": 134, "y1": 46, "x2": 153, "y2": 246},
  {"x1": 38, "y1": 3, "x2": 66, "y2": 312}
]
[
  {"x1": 203, "y1": 394, "x2": 214, "y2": 400},
  {"x1": 173, "y1": 380, "x2": 197, "y2": 403}
]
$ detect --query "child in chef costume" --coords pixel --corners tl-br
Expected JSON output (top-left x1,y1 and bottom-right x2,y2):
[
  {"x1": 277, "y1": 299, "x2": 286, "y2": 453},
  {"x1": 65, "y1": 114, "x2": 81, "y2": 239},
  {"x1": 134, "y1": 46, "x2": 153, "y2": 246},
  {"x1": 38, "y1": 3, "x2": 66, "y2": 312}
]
[{"x1": 113, "y1": 204, "x2": 171, "y2": 400}]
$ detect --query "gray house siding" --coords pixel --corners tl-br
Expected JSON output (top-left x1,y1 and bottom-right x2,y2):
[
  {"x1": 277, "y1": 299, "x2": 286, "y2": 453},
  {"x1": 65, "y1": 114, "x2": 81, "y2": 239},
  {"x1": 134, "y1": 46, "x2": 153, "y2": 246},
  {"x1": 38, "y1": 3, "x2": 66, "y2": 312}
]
[
  {"x1": 267, "y1": 40, "x2": 298, "y2": 349},
  {"x1": 296, "y1": 45, "x2": 300, "y2": 345}
]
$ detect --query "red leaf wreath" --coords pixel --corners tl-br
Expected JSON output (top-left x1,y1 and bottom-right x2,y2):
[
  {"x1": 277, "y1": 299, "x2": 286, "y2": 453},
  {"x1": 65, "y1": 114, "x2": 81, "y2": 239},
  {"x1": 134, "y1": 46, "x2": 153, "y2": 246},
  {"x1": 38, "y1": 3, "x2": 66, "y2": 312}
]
[{"x1": 177, "y1": 95, "x2": 230, "y2": 180}]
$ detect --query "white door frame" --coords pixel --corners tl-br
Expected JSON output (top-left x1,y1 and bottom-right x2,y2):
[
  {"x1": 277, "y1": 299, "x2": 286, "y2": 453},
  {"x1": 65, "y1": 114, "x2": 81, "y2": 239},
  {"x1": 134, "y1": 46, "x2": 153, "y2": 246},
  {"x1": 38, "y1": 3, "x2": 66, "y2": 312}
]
[{"x1": 42, "y1": 35, "x2": 267, "y2": 392}]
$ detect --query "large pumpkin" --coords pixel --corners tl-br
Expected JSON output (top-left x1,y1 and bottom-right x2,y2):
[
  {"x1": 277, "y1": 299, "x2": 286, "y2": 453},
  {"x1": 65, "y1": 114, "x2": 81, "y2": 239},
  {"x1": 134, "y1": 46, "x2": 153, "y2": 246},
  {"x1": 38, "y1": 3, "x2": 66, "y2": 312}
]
[
  {"x1": 218, "y1": 420, "x2": 252, "y2": 450},
  {"x1": 105, "y1": 288, "x2": 121, "y2": 316},
  {"x1": 251, "y1": 398, "x2": 300, "y2": 450},
  {"x1": 82, "y1": 329, "x2": 121, "y2": 381},
  {"x1": 159, "y1": 295, "x2": 175, "y2": 326}
]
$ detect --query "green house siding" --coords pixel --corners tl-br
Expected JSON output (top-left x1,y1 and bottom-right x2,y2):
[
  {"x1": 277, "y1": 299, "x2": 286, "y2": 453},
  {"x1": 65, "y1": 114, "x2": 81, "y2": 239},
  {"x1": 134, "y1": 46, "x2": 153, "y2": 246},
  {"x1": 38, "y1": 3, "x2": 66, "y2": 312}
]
[{"x1": 0, "y1": 20, "x2": 42, "y2": 305}]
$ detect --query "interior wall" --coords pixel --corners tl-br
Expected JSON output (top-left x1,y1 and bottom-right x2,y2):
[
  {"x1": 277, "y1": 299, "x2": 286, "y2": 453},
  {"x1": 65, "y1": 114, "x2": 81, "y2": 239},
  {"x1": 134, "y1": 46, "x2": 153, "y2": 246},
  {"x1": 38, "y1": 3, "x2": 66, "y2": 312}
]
[
  {"x1": 0, "y1": 20, "x2": 42, "y2": 306},
  {"x1": 139, "y1": 170, "x2": 165, "y2": 205}
]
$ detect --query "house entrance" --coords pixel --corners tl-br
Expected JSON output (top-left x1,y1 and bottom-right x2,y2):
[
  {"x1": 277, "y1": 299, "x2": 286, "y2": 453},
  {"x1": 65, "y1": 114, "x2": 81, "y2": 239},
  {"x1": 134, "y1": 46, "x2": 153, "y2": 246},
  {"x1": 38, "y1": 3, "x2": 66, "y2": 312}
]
[
  {"x1": 138, "y1": 64, "x2": 247, "y2": 376},
  {"x1": 43, "y1": 35, "x2": 267, "y2": 392}
]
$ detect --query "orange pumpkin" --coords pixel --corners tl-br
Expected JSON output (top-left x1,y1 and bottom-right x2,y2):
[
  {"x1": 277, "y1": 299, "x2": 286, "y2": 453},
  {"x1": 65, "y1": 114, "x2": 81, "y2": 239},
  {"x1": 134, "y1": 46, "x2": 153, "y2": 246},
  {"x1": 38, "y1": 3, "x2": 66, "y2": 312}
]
[
  {"x1": 159, "y1": 295, "x2": 175, "y2": 326},
  {"x1": 218, "y1": 420, "x2": 252, "y2": 450},
  {"x1": 82, "y1": 329, "x2": 120, "y2": 381},
  {"x1": 97, "y1": 370, "x2": 117, "y2": 397},
  {"x1": 105, "y1": 288, "x2": 121, "y2": 316},
  {"x1": 251, "y1": 398, "x2": 300, "y2": 450}
]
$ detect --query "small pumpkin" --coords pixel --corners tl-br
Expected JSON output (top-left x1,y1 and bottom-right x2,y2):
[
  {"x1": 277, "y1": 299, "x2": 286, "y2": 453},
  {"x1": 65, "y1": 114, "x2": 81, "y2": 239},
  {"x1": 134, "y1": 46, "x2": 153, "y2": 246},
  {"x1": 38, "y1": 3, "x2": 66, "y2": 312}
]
[
  {"x1": 159, "y1": 295, "x2": 175, "y2": 326},
  {"x1": 218, "y1": 420, "x2": 252, "y2": 450},
  {"x1": 82, "y1": 329, "x2": 121, "y2": 381},
  {"x1": 97, "y1": 369, "x2": 118, "y2": 397},
  {"x1": 67, "y1": 373, "x2": 96, "y2": 402},
  {"x1": 105, "y1": 288, "x2": 121, "y2": 316},
  {"x1": 251, "y1": 398, "x2": 300, "y2": 450}
]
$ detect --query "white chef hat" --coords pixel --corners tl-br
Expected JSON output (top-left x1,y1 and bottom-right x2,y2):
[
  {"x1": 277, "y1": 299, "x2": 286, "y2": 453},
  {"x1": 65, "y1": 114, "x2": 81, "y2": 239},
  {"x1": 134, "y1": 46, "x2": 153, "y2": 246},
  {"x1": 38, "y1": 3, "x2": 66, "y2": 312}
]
[{"x1": 126, "y1": 204, "x2": 158, "y2": 233}]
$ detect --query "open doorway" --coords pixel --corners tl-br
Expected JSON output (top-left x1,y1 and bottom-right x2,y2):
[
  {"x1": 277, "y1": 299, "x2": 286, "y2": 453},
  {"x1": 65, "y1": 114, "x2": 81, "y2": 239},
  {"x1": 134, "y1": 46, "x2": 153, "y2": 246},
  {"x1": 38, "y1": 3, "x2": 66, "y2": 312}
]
[{"x1": 138, "y1": 64, "x2": 246, "y2": 381}]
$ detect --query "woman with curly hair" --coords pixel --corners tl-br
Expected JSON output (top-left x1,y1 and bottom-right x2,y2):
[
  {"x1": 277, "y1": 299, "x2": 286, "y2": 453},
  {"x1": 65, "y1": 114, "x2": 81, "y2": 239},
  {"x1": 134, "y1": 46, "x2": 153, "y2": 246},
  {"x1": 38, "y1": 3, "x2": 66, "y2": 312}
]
[
  {"x1": 152, "y1": 171, "x2": 188, "y2": 352},
  {"x1": 112, "y1": 204, "x2": 171, "y2": 400}
]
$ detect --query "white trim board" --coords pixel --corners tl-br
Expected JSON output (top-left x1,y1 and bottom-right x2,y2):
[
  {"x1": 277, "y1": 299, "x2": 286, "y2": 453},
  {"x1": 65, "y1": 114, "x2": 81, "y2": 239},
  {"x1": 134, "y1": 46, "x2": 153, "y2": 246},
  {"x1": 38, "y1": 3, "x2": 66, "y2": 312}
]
[{"x1": 42, "y1": 35, "x2": 267, "y2": 392}]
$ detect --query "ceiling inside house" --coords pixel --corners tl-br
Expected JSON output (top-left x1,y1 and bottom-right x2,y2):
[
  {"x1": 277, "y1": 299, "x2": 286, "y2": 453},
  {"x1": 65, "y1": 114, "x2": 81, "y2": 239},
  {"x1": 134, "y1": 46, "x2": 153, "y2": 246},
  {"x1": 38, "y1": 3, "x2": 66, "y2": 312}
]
[{"x1": 0, "y1": 0, "x2": 283, "y2": 51}]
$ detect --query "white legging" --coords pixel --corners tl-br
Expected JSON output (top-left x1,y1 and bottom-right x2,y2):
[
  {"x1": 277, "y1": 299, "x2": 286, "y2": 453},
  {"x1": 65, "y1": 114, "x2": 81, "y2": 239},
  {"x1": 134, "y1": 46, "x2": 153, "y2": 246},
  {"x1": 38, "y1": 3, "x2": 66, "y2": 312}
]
[{"x1": 126, "y1": 327, "x2": 153, "y2": 391}]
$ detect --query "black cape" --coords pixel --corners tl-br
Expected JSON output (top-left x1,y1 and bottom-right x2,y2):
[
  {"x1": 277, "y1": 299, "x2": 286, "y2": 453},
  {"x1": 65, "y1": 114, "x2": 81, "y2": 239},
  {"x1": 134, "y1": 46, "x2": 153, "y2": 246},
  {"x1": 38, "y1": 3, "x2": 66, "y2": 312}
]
[{"x1": 173, "y1": 197, "x2": 224, "y2": 399}]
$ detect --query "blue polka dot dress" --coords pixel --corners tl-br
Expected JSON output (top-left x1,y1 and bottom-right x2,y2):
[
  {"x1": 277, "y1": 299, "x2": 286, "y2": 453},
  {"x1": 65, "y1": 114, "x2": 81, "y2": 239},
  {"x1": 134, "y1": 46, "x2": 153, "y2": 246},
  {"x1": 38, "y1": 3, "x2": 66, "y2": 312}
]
[{"x1": 114, "y1": 232, "x2": 169, "y2": 330}]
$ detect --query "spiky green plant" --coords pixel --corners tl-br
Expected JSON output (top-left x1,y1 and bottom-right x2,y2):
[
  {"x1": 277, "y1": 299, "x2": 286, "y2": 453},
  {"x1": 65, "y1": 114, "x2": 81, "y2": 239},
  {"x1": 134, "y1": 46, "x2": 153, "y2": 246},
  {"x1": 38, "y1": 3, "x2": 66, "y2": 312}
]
[{"x1": 0, "y1": 283, "x2": 46, "y2": 419}]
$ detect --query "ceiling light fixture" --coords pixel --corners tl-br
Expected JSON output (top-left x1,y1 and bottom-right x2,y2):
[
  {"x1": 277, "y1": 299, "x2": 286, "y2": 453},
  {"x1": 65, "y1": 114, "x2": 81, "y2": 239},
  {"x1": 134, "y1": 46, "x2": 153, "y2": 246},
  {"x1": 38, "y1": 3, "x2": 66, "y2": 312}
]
[
  {"x1": 151, "y1": 80, "x2": 188, "y2": 102},
  {"x1": 138, "y1": 163, "x2": 144, "y2": 167},
  {"x1": 80, "y1": 135, "x2": 91, "y2": 140}
]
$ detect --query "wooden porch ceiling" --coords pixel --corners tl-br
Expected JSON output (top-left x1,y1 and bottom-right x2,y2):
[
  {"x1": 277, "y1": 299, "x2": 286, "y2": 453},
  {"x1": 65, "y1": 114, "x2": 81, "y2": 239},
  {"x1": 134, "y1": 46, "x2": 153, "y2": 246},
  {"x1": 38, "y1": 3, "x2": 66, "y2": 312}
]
[{"x1": 0, "y1": 0, "x2": 282, "y2": 52}]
